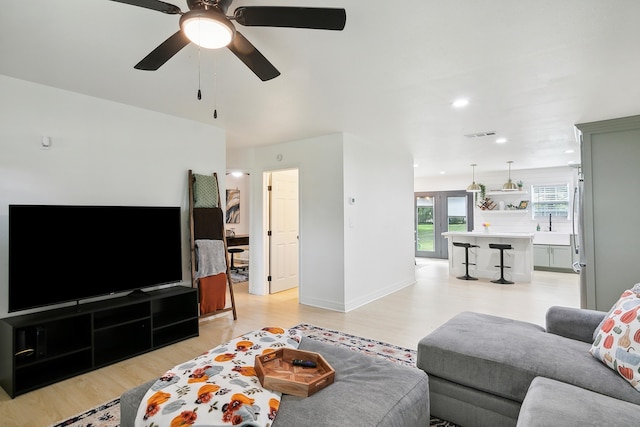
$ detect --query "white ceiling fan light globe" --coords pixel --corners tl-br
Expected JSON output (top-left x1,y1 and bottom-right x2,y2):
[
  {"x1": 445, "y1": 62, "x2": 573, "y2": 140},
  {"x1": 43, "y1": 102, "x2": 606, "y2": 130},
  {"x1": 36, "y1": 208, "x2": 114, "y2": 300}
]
[{"x1": 180, "y1": 10, "x2": 235, "y2": 49}]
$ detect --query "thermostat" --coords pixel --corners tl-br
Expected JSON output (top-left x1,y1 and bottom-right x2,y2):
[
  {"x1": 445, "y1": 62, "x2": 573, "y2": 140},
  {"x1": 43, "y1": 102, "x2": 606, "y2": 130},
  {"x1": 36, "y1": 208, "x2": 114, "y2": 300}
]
[{"x1": 41, "y1": 136, "x2": 51, "y2": 150}]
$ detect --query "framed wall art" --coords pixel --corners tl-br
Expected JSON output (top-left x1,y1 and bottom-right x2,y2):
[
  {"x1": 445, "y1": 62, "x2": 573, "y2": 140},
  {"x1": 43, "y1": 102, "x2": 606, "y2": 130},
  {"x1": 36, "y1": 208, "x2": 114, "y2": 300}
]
[{"x1": 226, "y1": 189, "x2": 240, "y2": 223}]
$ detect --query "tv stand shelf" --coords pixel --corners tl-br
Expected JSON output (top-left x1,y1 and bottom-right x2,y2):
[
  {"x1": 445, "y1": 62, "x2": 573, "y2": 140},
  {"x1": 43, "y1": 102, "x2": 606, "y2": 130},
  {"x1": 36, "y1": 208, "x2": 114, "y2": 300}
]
[{"x1": 0, "y1": 286, "x2": 198, "y2": 398}]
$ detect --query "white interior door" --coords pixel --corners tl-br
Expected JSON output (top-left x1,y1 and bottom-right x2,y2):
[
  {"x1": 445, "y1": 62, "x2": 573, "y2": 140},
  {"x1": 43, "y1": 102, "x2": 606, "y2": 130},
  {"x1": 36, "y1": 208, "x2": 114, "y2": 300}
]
[{"x1": 269, "y1": 169, "x2": 299, "y2": 293}]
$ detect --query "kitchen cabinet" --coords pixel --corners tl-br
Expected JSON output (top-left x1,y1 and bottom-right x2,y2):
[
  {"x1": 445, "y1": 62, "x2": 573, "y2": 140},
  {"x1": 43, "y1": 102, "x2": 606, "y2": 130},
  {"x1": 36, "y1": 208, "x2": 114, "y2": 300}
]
[
  {"x1": 443, "y1": 231, "x2": 535, "y2": 283},
  {"x1": 533, "y1": 244, "x2": 573, "y2": 271}
]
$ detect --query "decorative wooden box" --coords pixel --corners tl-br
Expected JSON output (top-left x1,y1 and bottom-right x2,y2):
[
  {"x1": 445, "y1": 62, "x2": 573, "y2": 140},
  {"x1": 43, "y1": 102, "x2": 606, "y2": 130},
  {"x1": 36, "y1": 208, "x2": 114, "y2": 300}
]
[{"x1": 255, "y1": 348, "x2": 335, "y2": 397}]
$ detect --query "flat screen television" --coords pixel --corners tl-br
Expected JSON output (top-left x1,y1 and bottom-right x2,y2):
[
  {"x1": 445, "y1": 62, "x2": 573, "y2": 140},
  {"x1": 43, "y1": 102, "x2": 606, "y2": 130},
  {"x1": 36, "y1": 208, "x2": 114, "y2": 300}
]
[{"x1": 8, "y1": 205, "x2": 183, "y2": 312}]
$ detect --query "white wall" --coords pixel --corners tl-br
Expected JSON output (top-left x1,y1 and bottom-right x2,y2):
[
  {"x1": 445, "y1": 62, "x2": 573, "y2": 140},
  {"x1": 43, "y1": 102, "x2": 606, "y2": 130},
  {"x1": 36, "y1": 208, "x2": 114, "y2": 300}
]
[
  {"x1": 415, "y1": 166, "x2": 579, "y2": 233},
  {"x1": 248, "y1": 134, "x2": 345, "y2": 310},
  {"x1": 343, "y1": 134, "x2": 416, "y2": 311},
  {"x1": 0, "y1": 75, "x2": 226, "y2": 317},
  {"x1": 245, "y1": 133, "x2": 416, "y2": 312}
]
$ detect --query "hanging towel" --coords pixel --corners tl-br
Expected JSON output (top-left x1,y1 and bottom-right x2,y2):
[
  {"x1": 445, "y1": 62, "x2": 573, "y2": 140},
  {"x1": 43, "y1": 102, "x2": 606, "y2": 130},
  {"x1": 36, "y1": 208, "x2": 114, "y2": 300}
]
[
  {"x1": 199, "y1": 273, "x2": 227, "y2": 313},
  {"x1": 195, "y1": 239, "x2": 227, "y2": 279},
  {"x1": 193, "y1": 173, "x2": 219, "y2": 207},
  {"x1": 193, "y1": 207, "x2": 224, "y2": 240}
]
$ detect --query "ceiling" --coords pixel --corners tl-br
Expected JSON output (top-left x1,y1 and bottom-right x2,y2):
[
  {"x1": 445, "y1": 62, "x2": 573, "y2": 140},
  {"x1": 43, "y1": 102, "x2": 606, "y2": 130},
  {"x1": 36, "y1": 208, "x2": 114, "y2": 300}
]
[{"x1": 2, "y1": 0, "x2": 639, "y2": 178}]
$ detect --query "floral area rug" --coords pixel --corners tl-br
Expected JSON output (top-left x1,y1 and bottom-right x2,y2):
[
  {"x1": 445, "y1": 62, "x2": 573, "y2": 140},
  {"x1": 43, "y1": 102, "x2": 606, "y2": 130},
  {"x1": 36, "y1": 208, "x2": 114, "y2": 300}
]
[
  {"x1": 48, "y1": 324, "x2": 457, "y2": 427},
  {"x1": 290, "y1": 323, "x2": 417, "y2": 367},
  {"x1": 49, "y1": 397, "x2": 120, "y2": 427}
]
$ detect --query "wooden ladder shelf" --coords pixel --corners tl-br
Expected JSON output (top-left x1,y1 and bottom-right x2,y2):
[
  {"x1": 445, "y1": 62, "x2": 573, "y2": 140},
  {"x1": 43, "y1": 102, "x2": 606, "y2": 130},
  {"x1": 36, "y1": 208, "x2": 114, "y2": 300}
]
[{"x1": 188, "y1": 169, "x2": 237, "y2": 319}]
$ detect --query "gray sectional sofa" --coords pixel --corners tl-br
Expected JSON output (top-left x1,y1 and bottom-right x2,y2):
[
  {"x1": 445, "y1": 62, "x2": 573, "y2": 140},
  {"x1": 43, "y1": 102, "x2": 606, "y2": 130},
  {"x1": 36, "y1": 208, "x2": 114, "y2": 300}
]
[{"x1": 417, "y1": 306, "x2": 640, "y2": 426}]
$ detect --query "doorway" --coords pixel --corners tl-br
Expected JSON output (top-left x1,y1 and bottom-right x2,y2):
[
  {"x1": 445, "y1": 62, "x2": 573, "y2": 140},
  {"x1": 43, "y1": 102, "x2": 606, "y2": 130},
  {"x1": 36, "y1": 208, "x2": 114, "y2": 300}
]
[
  {"x1": 415, "y1": 191, "x2": 474, "y2": 258},
  {"x1": 224, "y1": 172, "x2": 250, "y2": 271},
  {"x1": 266, "y1": 169, "x2": 299, "y2": 293}
]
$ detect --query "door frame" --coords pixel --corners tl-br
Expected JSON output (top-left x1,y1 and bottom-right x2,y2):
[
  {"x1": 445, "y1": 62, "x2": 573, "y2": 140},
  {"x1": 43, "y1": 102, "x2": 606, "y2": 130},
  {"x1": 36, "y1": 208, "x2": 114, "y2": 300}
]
[
  {"x1": 263, "y1": 168, "x2": 300, "y2": 294},
  {"x1": 415, "y1": 190, "x2": 474, "y2": 259}
]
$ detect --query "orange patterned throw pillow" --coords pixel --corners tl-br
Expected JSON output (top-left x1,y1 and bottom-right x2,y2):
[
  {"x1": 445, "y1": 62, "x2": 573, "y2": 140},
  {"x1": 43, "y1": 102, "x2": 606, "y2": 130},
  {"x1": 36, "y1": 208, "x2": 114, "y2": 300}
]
[{"x1": 590, "y1": 289, "x2": 640, "y2": 392}]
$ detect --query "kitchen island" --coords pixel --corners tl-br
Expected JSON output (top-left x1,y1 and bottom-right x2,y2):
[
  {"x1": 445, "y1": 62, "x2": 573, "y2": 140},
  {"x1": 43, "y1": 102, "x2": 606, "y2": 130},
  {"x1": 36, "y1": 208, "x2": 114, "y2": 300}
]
[{"x1": 442, "y1": 231, "x2": 535, "y2": 283}]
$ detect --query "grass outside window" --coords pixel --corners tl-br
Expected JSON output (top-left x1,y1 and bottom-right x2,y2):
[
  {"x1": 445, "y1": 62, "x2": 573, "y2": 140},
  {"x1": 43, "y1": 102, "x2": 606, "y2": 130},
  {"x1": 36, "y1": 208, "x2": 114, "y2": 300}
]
[{"x1": 417, "y1": 223, "x2": 467, "y2": 251}]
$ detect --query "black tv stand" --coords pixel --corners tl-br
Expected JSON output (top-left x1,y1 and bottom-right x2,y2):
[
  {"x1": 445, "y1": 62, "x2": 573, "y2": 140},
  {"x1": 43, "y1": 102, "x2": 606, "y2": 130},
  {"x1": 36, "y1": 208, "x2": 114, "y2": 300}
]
[
  {"x1": 127, "y1": 289, "x2": 148, "y2": 297},
  {"x1": 0, "y1": 286, "x2": 198, "y2": 398}
]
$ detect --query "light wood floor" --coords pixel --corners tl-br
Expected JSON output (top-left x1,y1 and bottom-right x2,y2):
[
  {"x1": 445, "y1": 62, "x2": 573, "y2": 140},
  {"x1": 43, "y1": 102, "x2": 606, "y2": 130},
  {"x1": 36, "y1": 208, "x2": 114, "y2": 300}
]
[{"x1": 0, "y1": 258, "x2": 580, "y2": 427}]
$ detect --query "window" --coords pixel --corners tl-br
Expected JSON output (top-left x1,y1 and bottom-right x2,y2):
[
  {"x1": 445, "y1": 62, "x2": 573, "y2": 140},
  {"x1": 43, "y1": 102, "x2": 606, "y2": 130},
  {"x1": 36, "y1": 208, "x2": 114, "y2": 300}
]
[{"x1": 532, "y1": 184, "x2": 570, "y2": 218}]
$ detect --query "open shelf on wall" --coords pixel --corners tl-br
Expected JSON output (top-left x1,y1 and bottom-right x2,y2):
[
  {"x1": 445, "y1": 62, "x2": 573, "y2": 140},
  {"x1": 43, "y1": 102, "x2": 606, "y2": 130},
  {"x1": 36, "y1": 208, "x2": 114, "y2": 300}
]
[
  {"x1": 485, "y1": 190, "x2": 528, "y2": 196},
  {"x1": 479, "y1": 210, "x2": 529, "y2": 214}
]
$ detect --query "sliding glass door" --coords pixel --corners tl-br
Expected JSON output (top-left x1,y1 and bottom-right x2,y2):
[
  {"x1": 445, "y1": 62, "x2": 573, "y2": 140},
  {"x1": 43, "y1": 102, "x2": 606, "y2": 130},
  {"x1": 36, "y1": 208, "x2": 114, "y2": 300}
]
[{"x1": 415, "y1": 191, "x2": 474, "y2": 258}]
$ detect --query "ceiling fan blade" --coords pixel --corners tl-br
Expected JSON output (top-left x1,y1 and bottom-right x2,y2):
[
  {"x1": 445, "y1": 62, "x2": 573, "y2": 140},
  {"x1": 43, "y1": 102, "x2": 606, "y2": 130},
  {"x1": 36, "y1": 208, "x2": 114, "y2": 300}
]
[
  {"x1": 109, "y1": 0, "x2": 182, "y2": 14},
  {"x1": 234, "y1": 7, "x2": 346, "y2": 31},
  {"x1": 227, "y1": 32, "x2": 280, "y2": 81},
  {"x1": 134, "y1": 30, "x2": 190, "y2": 70}
]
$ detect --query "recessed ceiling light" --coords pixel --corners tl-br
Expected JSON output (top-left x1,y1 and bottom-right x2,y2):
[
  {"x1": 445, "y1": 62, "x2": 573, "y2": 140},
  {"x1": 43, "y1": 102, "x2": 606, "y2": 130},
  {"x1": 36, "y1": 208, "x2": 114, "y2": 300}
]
[
  {"x1": 565, "y1": 149, "x2": 575, "y2": 154},
  {"x1": 496, "y1": 138, "x2": 507, "y2": 144},
  {"x1": 440, "y1": 171, "x2": 446, "y2": 175},
  {"x1": 413, "y1": 164, "x2": 419, "y2": 168},
  {"x1": 452, "y1": 98, "x2": 469, "y2": 108}
]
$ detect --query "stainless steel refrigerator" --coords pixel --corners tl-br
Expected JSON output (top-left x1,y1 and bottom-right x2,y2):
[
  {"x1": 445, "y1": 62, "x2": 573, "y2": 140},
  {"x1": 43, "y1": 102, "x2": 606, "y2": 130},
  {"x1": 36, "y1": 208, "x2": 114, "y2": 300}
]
[
  {"x1": 575, "y1": 115, "x2": 640, "y2": 311},
  {"x1": 572, "y1": 173, "x2": 587, "y2": 308}
]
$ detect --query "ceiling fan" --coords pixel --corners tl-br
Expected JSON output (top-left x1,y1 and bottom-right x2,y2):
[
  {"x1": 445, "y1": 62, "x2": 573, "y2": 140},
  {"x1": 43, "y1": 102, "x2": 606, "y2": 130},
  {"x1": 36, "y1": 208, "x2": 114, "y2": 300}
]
[{"x1": 110, "y1": 0, "x2": 346, "y2": 81}]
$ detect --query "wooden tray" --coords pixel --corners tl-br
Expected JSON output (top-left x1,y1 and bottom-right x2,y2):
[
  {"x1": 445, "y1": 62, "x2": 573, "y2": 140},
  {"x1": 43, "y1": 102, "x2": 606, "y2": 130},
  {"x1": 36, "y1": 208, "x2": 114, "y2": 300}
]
[{"x1": 255, "y1": 348, "x2": 335, "y2": 397}]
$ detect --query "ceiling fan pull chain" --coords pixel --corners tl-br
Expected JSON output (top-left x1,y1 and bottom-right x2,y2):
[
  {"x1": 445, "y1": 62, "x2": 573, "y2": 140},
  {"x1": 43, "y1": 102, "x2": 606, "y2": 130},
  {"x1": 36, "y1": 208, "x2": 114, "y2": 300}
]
[
  {"x1": 213, "y1": 54, "x2": 218, "y2": 119},
  {"x1": 197, "y1": 45, "x2": 202, "y2": 100}
]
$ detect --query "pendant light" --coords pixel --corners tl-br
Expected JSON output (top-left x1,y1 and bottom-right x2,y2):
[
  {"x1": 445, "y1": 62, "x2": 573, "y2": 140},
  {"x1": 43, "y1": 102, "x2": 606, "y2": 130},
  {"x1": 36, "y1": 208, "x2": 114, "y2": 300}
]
[
  {"x1": 466, "y1": 164, "x2": 481, "y2": 192},
  {"x1": 502, "y1": 161, "x2": 518, "y2": 191}
]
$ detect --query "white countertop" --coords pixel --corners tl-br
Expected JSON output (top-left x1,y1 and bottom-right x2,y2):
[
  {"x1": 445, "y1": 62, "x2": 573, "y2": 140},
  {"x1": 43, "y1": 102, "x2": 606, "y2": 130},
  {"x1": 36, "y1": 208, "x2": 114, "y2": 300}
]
[{"x1": 442, "y1": 231, "x2": 534, "y2": 239}]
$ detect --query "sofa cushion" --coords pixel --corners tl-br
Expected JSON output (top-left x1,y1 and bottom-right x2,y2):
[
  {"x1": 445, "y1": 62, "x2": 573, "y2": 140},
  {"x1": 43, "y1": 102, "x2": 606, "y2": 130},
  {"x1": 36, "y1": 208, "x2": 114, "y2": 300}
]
[
  {"x1": 417, "y1": 311, "x2": 640, "y2": 405},
  {"x1": 545, "y1": 306, "x2": 605, "y2": 344},
  {"x1": 592, "y1": 282, "x2": 640, "y2": 342},
  {"x1": 590, "y1": 289, "x2": 640, "y2": 393},
  {"x1": 273, "y1": 338, "x2": 430, "y2": 427},
  {"x1": 517, "y1": 377, "x2": 640, "y2": 427}
]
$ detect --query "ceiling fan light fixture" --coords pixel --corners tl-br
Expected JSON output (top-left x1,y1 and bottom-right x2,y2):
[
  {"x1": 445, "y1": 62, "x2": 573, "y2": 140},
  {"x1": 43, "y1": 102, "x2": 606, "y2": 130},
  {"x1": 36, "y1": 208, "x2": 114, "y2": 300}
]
[{"x1": 180, "y1": 10, "x2": 235, "y2": 49}]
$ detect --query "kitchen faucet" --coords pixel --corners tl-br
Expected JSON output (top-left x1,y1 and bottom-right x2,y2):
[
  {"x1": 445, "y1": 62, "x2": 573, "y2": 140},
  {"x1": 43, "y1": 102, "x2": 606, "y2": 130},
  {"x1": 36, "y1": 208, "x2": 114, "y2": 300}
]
[{"x1": 549, "y1": 213, "x2": 552, "y2": 232}]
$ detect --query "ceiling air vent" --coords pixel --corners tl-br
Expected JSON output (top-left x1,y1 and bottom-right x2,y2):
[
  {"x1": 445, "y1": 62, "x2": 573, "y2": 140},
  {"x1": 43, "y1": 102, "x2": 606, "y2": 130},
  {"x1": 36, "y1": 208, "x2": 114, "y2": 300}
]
[{"x1": 464, "y1": 131, "x2": 496, "y2": 138}]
